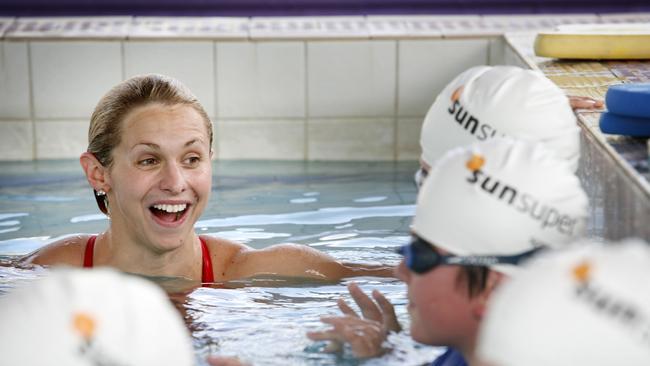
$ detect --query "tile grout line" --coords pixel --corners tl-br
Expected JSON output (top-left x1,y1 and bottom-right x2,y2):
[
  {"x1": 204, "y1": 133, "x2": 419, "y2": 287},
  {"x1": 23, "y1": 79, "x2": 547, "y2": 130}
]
[
  {"x1": 213, "y1": 40, "x2": 219, "y2": 159},
  {"x1": 303, "y1": 40, "x2": 309, "y2": 160},
  {"x1": 26, "y1": 41, "x2": 36, "y2": 160},
  {"x1": 393, "y1": 40, "x2": 399, "y2": 162},
  {"x1": 120, "y1": 40, "x2": 126, "y2": 80}
]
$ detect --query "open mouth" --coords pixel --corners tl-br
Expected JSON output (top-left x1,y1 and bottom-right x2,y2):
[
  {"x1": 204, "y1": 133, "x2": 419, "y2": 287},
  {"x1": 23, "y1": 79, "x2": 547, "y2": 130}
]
[{"x1": 149, "y1": 203, "x2": 190, "y2": 225}]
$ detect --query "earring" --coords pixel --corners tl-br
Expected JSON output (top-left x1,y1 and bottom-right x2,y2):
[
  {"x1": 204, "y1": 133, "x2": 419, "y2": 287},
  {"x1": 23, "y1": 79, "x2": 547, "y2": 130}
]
[{"x1": 96, "y1": 189, "x2": 106, "y2": 196}]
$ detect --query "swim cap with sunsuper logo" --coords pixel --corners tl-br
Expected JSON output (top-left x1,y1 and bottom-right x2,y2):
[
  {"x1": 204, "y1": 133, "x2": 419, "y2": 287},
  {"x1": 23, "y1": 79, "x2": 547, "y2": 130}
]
[
  {"x1": 0, "y1": 268, "x2": 195, "y2": 366},
  {"x1": 412, "y1": 137, "x2": 588, "y2": 274},
  {"x1": 478, "y1": 239, "x2": 650, "y2": 366},
  {"x1": 420, "y1": 65, "x2": 580, "y2": 171}
]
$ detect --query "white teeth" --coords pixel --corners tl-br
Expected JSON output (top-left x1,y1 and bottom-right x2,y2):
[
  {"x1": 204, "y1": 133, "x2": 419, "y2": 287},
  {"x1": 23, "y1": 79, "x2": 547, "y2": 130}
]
[{"x1": 152, "y1": 204, "x2": 187, "y2": 213}]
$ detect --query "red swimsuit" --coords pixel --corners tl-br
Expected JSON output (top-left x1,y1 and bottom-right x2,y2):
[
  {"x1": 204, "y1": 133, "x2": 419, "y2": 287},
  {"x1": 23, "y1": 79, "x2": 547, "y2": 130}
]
[{"x1": 83, "y1": 235, "x2": 215, "y2": 283}]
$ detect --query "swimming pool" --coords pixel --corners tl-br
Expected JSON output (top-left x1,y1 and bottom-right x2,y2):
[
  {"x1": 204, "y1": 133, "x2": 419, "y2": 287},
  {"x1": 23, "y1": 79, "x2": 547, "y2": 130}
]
[{"x1": 0, "y1": 159, "x2": 441, "y2": 365}]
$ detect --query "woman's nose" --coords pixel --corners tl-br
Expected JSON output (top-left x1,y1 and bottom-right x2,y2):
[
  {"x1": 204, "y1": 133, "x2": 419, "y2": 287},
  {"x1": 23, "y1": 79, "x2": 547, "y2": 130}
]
[{"x1": 159, "y1": 162, "x2": 186, "y2": 194}]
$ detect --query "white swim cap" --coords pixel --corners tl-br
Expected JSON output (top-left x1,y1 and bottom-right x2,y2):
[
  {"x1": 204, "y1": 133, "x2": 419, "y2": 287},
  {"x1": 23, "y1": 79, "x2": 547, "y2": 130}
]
[
  {"x1": 0, "y1": 268, "x2": 195, "y2": 366},
  {"x1": 420, "y1": 65, "x2": 579, "y2": 171},
  {"x1": 478, "y1": 239, "x2": 650, "y2": 366},
  {"x1": 412, "y1": 137, "x2": 588, "y2": 274}
]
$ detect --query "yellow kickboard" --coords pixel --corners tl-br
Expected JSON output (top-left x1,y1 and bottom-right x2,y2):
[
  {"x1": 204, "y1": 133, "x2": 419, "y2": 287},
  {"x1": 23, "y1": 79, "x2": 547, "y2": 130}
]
[{"x1": 534, "y1": 24, "x2": 650, "y2": 59}]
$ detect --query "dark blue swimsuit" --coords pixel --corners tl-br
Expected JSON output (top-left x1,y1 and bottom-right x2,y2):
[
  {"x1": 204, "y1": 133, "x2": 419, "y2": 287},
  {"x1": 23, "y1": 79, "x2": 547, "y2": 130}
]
[{"x1": 430, "y1": 348, "x2": 468, "y2": 366}]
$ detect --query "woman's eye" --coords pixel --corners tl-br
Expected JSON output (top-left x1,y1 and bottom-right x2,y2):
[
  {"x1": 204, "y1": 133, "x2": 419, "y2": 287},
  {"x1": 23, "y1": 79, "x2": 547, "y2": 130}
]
[
  {"x1": 138, "y1": 158, "x2": 158, "y2": 166},
  {"x1": 185, "y1": 156, "x2": 201, "y2": 165}
]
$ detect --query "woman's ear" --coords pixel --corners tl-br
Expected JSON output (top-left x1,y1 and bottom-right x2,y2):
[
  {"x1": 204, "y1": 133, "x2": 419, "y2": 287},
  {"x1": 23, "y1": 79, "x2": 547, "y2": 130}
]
[
  {"x1": 472, "y1": 270, "x2": 505, "y2": 320},
  {"x1": 80, "y1": 152, "x2": 109, "y2": 192}
]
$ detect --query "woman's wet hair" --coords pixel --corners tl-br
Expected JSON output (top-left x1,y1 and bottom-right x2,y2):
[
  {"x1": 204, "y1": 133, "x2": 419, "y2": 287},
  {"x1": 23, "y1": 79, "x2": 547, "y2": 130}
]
[
  {"x1": 88, "y1": 74, "x2": 213, "y2": 214},
  {"x1": 88, "y1": 74, "x2": 212, "y2": 168},
  {"x1": 457, "y1": 266, "x2": 490, "y2": 298}
]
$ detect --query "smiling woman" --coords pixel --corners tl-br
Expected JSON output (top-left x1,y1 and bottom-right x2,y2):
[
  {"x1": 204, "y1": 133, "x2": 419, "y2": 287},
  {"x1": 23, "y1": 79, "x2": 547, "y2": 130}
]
[{"x1": 20, "y1": 74, "x2": 393, "y2": 282}]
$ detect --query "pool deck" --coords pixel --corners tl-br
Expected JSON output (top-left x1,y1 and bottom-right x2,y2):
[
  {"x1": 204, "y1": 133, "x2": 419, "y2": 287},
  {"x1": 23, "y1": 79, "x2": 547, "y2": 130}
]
[{"x1": 505, "y1": 33, "x2": 650, "y2": 241}]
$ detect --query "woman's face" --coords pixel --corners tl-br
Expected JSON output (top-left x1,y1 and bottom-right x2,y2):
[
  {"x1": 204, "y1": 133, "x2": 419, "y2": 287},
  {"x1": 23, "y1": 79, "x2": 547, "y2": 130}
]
[
  {"x1": 395, "y1": 247, "x2": 480, "y2": 348},
  {"x1": 104, "y1": 103, "x2": 212, "y2": 251}
]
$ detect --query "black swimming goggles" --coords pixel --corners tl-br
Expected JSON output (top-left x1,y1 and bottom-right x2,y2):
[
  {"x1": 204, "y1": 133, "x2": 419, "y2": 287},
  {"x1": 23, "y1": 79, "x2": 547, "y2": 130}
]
[
  {"x1": 413, "y1": 167, "x2": 428, "y2": 190},
  {"x1": 397, "y1": 235, "x2": 545, "y2": 274}
]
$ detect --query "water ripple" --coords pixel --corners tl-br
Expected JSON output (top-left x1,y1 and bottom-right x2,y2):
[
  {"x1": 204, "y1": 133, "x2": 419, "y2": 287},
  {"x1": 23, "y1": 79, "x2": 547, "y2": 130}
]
[{"x1": 196, "y1": 205, "x2": 415, "y2": 228}]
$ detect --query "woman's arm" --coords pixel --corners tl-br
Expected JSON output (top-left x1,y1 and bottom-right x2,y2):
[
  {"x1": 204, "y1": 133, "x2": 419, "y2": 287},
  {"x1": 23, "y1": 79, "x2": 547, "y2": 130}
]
[
  {"x1": 19, "y1": 236, "x2": 87, "y2": 267},
  {"x1": 227, "y1": 243, "x2": 394, "y2": 281}
]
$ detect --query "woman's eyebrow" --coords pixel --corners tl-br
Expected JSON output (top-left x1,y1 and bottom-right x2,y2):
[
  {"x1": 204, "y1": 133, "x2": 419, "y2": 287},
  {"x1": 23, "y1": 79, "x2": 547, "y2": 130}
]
[
  {"x1": 132, "y1": 138, "x2": 204, "y2": 150},
  {"x1": 133, "y1": 142, "x2": 160, "y2": 150},
  {"x1": 184, "y1": 138, "x2": 203, "y2": 147}
]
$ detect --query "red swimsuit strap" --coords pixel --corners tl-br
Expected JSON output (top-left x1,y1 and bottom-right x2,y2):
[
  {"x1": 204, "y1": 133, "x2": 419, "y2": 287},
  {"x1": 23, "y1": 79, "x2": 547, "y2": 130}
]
[
  {"x1": 83, "y1": 235, "x2": 214, "y2": 283},
  {"x1": 83, "y1": 235, "x2": 96, "y2": 268},
  {"x1": 200, "y1": 237, "x2": 214, "y2": 283}
]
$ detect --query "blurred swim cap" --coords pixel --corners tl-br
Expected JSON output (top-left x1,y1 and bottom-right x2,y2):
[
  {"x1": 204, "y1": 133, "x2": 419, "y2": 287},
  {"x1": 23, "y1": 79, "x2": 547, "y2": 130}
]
[
  {"x1": 420, "y1": 65, "x2": 579, "y2": 171},
  {"x1": 412, "y1": 137, "x2": 588, "y2": 274},
  {"x1": 478, "y1": 239, "x2": 650, "y2": 366},
  {"x1": 0, "y1": 268, "x2": 194, "y2": 366}
]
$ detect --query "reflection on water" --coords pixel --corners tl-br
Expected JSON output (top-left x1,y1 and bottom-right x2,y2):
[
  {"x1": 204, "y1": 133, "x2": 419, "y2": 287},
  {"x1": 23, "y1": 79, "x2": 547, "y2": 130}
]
[{"x1": 0, "y1": 160, "x2": 440, "y2": 365}]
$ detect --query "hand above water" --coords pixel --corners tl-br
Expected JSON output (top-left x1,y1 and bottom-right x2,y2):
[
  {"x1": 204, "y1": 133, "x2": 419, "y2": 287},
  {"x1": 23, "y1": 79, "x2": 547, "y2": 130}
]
[{"x1": 306, "y1": 282, "x2": 402, "y2": 358}]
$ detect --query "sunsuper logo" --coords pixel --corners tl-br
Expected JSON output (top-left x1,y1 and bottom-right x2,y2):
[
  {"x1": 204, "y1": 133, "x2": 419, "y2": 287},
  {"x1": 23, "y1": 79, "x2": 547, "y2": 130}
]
[
  {"x1": 572, "y1": 261, "x2": 650, "y2": 348},
  {"x1": 448, "y1": 86, "x2": 502, "y2": 141},
  {"x1": 465, "y1": 154, "x2": 579, "y2": 236},
  {"x1": 73, "y1": 312, "x2": 128, "y2": 366}
]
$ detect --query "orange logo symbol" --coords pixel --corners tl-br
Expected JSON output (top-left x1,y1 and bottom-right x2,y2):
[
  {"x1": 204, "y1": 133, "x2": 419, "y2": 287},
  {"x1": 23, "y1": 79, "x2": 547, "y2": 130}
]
[
  {"x1": 466, "y1": 154, "x2": 485, "y2": 171},
  {"x1": 73, "y1": 312, "x2": 96, "y2": 340},
  {"x1": 451, "y1": 86, "x2": 464, "y2": 102},
  {"x1": 572, "y1": 261, "x2": 591, "y2": 283}
]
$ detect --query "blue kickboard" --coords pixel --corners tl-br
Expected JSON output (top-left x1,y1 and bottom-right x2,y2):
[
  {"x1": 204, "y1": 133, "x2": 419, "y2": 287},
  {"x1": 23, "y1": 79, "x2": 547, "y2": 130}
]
[
  {"x1": 600, "y1": 112, "x2": 650, "y2": 137},
  {"x1": 605, "y1": 83, "x2": 650, "y2": 118}
]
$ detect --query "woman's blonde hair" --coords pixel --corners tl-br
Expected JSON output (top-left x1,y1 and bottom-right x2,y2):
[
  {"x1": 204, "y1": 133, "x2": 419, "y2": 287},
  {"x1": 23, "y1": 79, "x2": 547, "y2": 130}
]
[{"x1": 88, "y1": 74, "x2": 212, "y2": 167}]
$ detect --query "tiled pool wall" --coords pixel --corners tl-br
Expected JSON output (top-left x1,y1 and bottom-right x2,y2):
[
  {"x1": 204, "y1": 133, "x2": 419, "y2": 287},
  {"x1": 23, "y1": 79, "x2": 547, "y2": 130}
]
[{"x1": 1, "y1": 13, "x2": 649, "y2": 162}]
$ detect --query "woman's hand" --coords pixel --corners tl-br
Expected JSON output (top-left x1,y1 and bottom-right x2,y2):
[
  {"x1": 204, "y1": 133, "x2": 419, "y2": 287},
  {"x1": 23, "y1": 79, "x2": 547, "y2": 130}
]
[
  {"x1": 339, "y1": 282, "x2": 401, "y2": 333},
  {"x1": 307, "y1": 315, "x2": 388, "y2": 358},
  {"x1": 306, "y1": 282, "x2": 402, "y2": 358},
  {"x1": 568, "y1": 96, "x2": 604, "y2": 110}
]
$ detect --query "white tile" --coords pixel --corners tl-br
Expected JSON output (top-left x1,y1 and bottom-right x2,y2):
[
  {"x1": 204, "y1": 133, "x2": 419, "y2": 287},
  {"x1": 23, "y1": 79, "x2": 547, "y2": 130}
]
[
  {"x1": 217, "y1": 119, "x2": 305, "y2": 160},
  {"x1": 0, "y1": 18, "x2": 15, "y2": 38},
  {"x1": 503, "y1": 42, "x2": 532, "y2": 69},
  {"x1": 308, "y1": 118, "x2": 394, "y2": 161},
  {"x1": 0, "y1": 121, "x2": 33, "y2": 161},
  {"x1": 397, "y1": 118, "x2": 423, "y2": 161},
  {"x1": 415, "y1": 15, "x2": 482, "y2": 37},
  {"x1": 366, "y1": 16, "x2": 411, "y2": 39},
  {"x1": 35, "y1": 120, "x2": 88, "y2": 159},
  {"x1": 5, "y1": 17, "x2": 131, "y2": 39},
  {"x1": 131, "y1": 17, "x2": 249, "y2": 40},
  {"x1": 250, "y1": 16, "x2": 368, "y2": 40},
  {"x1": 308, "y1": 41, "x2": 396, "y2": 118},
  {"x1": 399, "y1": 15, "x2": 480, "y2": 35},
  {"x1": 124, "y1": 41, "x2": 215, "y2": 115},
  {"x1": 216, "y1": 42, "x2": 305, "y2": 118},
  {"x1": 480, "y1": 15, "x2": 556, "y2": 33},
  {"x1": 398, "y1": 39, "x2": 489, "y2": 117},
  {"x1": 0, "y1": 41, "x2": 30, "y2": 119},
  {"x1": 31, "y1": 41, "x2": 122, "y2": 119},
  {"x1": 488, "y1": 37, "x2": 505, "y2": 65},
  {"x1": 479, "y1": 15, "x2": 600, "y2": 34},
  {"x1": 599, "y1": 12, "x2": 650, "y2": 23}
]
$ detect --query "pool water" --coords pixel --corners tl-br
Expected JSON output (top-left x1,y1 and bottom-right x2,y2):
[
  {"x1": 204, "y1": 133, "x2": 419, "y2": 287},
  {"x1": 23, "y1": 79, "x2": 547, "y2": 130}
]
[{"x1": 0, "y1": 159, "x2": 441, "y2": 365}]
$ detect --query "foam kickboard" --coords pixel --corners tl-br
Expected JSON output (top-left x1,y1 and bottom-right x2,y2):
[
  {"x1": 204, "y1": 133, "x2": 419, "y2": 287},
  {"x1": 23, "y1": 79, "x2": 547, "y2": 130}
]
[
  {"x1": 535, "y1": 24, "x2": 650, "y2": 59},
  {"x1": 600, "y1": 112, "x2": 650, "y2": 137},
  {"x1": 606, "y1": 83, "x2": 650, "y2": 118}
]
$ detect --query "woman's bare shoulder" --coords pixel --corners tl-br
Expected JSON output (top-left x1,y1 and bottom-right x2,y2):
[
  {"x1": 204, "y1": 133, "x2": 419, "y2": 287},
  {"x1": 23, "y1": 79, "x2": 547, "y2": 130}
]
[
  {"x1": 21, "y1": 234, "x2": 92, "y2": 267},
  {"x1": 201, "y1": 235, "x2": 251, "y2": 258}
]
